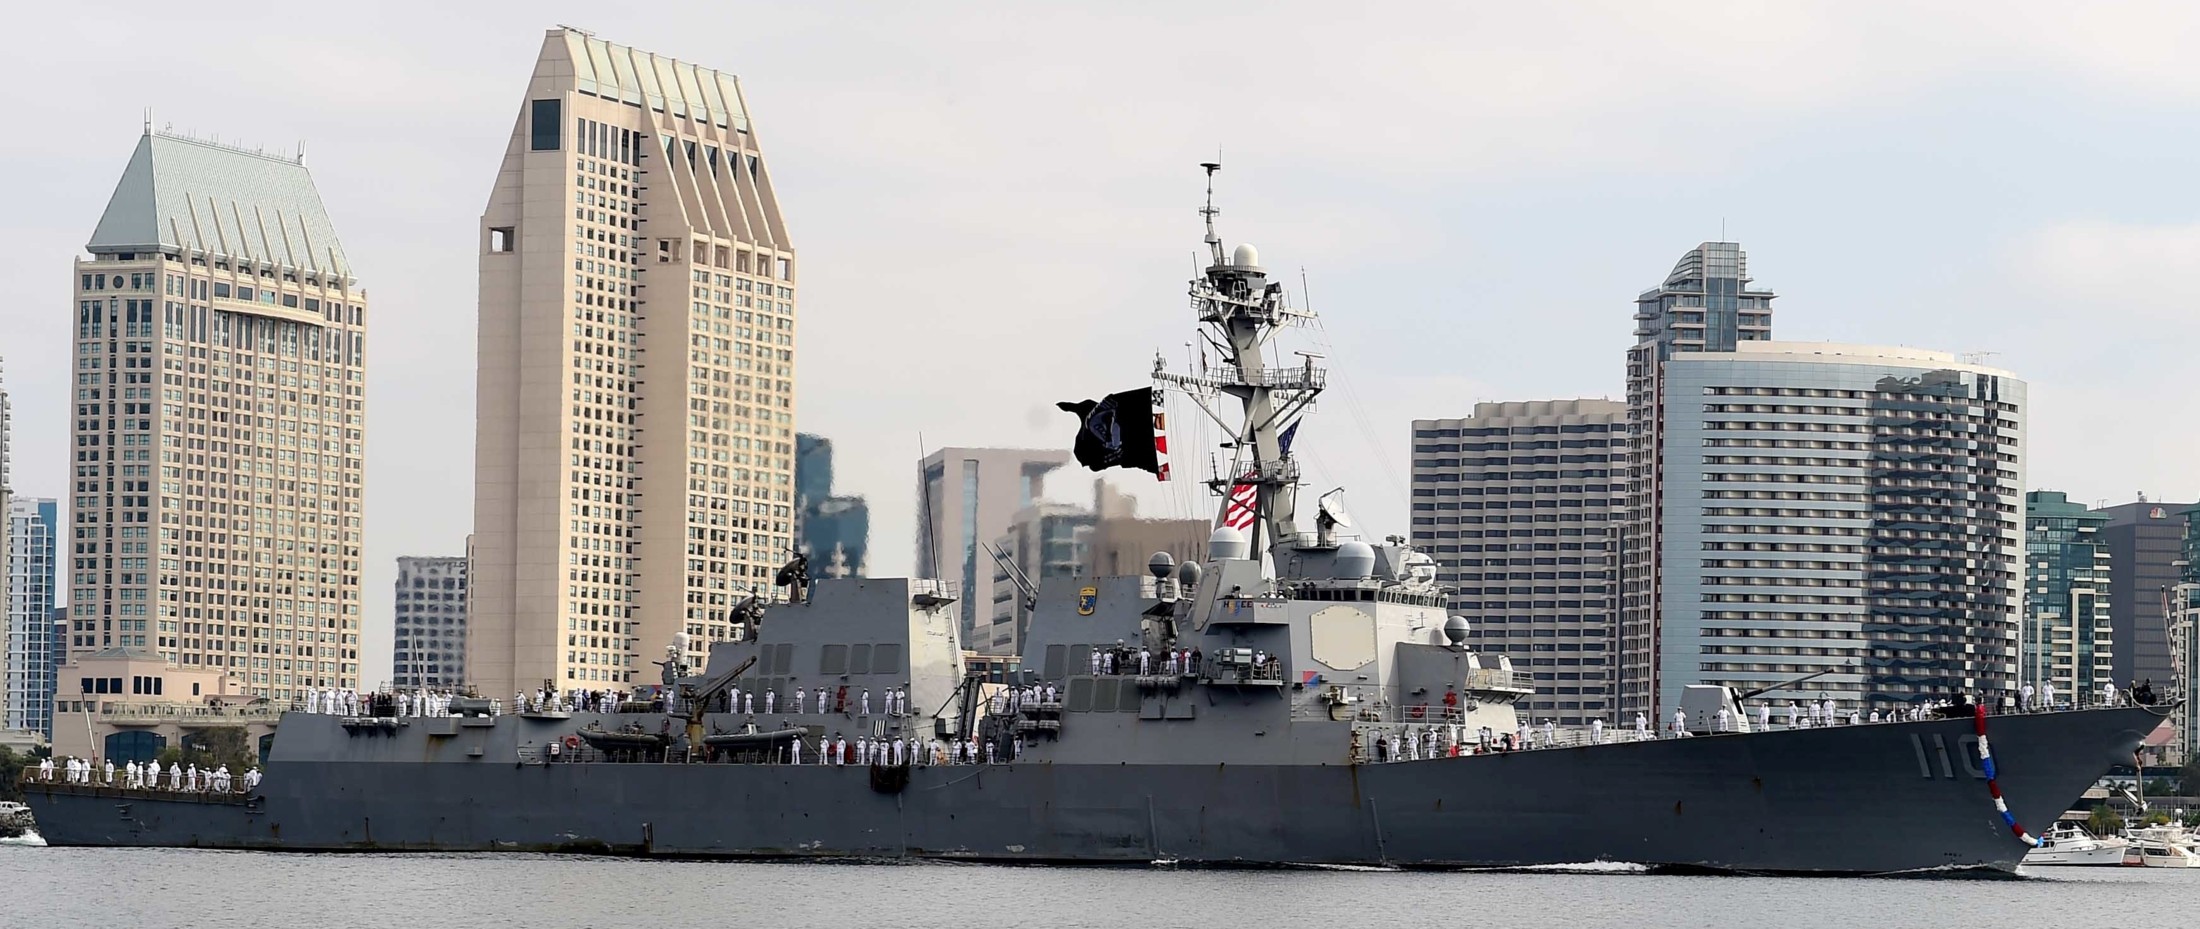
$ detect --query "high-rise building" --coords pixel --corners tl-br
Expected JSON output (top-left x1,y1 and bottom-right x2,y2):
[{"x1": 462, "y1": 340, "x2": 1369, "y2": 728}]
[
  {"x1": 987, "y1": 502, "x2": 1092, "y2": 656},
  {"x1": 917, "y1": 448, "x2": 1073, "y2": 644},
  {"x1": 795, "y1": 433, "x2": 868, "y2": 578},
  {"x1": 72, "y1": 129, "x2": 368, "y2": 701},
  {"x1": 1650, "y1": 342, "x2": 2025, "y2": 716},
  {"x1": 48, "y1": 608, "x2": 66, "y2": 738},
  {"x1": 1618, "y1": 242, "x2": 1776, "y2": 717},
  {"x1": 5, "y1": 498, "x2": 58, "y2": 735},
  {"x1": 2167, "y1": 507, "x2": 2200, "y2": 760},
  {"x1": 2021, "y1": 491, "x2": 2113, "y2": 701},
  {"x1": 2098, "y1": 498, "x2": 2189, "y2": 692},
  {"x1": 0, "y1": 360, "x2": 12, "y2": 735},
  {"x1": 393, "y1": 555, "x2": 470, "y2": 689},
  {"x1": 982, "y1": 480, "x2": 1205, "y2": 658},
  {"x1": 470, "y1": 29, "x2": 799, "y2": 700},
  {"x1": 1411, "y1": 400, "x2": 1625, "y2": 726}
]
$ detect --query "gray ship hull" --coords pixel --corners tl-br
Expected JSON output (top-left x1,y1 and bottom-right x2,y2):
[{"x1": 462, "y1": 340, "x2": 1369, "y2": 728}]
[{"x1": 24, "y1": 706, "x2": 2157, "y2": 874}]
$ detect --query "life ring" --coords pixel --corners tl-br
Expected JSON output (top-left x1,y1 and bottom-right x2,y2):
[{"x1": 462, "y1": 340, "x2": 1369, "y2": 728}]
[
  {"x1": 563, "y1": 735, "x2": 581, "y2": 749},
  {"x1": 1409, "y1": 705, "x2": 1425, "y2": 720}
]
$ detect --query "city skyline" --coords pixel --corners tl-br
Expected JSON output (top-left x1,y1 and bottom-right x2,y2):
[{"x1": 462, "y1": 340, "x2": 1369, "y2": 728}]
[{"x1": 1, "y1": 6, "x2": 2198, "y2": 685}]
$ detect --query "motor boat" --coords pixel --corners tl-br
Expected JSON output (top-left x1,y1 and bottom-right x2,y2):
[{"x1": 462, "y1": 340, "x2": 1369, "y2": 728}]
[
  {"x1": 2124, "y1": 825, "x2": 2200, "y2": 868},
  {"x1": 2022, "y1": 822, "x2": 2128, "y2": 866}
]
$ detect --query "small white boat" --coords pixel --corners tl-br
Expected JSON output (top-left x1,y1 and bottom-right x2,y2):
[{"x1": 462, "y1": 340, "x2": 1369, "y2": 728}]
[
  {"x1": 2023, "y1": 822, "x2": 2128, "y2": 866},
  {"x1": 2124, "y1": 826, "x2": 2200, "y2": 868}
]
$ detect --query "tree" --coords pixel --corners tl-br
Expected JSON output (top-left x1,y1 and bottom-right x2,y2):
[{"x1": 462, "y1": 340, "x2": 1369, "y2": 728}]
[
  {"x1": 2143, "y1": 811, "x2": 2174, "y2": 827},
  {"x1": 2090, "y1": 804, "x2": 2126, "y2": 836},
  {"x1": 0, "y1": 747, "x2": 22, "y2": 804}
]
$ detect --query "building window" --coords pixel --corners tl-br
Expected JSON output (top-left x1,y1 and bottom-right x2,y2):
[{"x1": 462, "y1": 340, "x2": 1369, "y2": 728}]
[
  {"x1": 490, "y1": 227, "x2": 515, "y2": 253},
  {"x1": 530, "y1": 99, "x2": 563, "y2": 152}
]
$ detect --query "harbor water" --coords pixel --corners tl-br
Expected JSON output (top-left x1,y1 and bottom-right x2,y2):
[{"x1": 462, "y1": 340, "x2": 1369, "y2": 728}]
[{"x1": 3, "y1": 845, "x2": 2194, "y2": 929}]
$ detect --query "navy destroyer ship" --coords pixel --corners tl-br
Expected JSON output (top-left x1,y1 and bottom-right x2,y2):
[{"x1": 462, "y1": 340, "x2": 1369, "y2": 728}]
[{"x1": 24, "y1": 168, "x2": 2163, "y2": 873}]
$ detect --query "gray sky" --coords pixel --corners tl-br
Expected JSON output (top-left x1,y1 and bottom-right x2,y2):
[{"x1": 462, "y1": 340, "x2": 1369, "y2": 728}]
[{"x1": 5, "y1": 2, "x2": 2197, "y2": 684}]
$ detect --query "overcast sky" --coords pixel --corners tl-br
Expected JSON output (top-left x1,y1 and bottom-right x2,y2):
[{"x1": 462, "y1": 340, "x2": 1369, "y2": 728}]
[{"x1": 5, "y1": 3, "x2": 2198, "y2": 684}]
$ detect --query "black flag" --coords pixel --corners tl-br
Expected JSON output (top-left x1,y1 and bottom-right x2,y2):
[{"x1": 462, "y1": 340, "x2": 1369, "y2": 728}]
[{"x1": 1057, "y1": 387, "x2": 1161, "y2": 475}]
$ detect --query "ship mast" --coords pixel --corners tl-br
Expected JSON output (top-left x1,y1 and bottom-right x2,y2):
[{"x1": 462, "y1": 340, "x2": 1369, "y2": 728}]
[{"x1": 1153, "y1": 163, "x2": 1325, "y2": 558}]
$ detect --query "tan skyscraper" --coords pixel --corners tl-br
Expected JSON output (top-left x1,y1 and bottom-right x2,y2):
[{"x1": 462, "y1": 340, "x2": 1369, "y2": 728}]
[
  {"x1": 70, "y1": 129, "x2": 368, "y2": 701},
  {"x1": 471, "y1": 29, "x2": 797, "y2": 699}
]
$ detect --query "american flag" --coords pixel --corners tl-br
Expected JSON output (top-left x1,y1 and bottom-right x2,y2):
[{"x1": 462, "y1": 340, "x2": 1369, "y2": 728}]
[{"x1": 1219, "y1": 421, "x2": 1298, "y2": 529}]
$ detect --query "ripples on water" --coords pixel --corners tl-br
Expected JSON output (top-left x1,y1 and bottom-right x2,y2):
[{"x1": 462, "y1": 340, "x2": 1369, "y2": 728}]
[{"x1": 2, "y1": 846, "x2": 2190, "y2": 929}]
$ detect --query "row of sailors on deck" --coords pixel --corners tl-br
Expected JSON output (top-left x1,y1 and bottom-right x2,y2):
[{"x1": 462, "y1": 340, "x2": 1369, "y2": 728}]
[
  {"x1": 775, "y1": 734, "x2": 1023, "y2": 766},
  {"x1": 1373, "y1": 721, "x2": 1585, "y2": 760},
  {"x1": 37, "y1": 756, "x2": 262, "y2": 792},
  {"x1": 514, "y1": 690, "x2": 624, "y2": 714},
  {"x1": 305, "y1": 688, "x2": 469, "y2": 718},
  {"x1": 709, "y1": 686, "x2": 915, "y2": 717},
  {"x1": 1090, "y1": 644, "x2": 1205, "y2": 677},
  {"x1": 989, "y1": 684, "x2": 1059, "y2": 716}
]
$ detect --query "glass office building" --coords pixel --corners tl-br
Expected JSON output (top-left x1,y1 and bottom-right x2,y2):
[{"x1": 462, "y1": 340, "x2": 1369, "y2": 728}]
[{"x1": 1655, "y1": 343, "x2": 2025, "y2": 716}]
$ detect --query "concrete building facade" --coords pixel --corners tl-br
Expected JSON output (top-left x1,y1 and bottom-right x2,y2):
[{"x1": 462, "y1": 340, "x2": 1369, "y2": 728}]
[
  {"x1": 469, "y1": 29, "x2": 798, "y2": 700},
  {"x1": 917, "y1": 448, "x2": 1072, "y2": 644},
  {"x1": 393, "y1": 555, "x2": 469, "y2": 690},
  {"x1": 1650, "y1": 343, "x2": 2025, "y2": 716},
  {"x1": 2098, "y1": 498, "x2": 2189, "y2": 692},
  {"x1": 71, "y1": 130, "x2": 368, "y2": 702},
  {"x1": 1618, "y1": 242, "x2": 1775, "y2": 717},
  {"x1": 49, "y1": 645, "x2": 276, "y2": 764},
  {"x1": 2021, "y1": 491, "x2": 2113, "y2": 701},
  {"x1": 1411, "y1": 399, "x2": 1625, "y2": 726},
  {"x1": 6, "y1": 498, "x2": 59, "y2": 736}
]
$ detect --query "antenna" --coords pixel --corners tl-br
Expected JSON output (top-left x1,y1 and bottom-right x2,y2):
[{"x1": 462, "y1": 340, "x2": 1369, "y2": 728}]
[{"x1": 1199, "y1": 159, "x2": 1223, "y2": 264}]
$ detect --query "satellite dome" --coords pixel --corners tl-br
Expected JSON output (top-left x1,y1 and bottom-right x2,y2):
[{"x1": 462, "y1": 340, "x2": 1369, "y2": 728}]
[
  {"x1": 1176, "y1": 560, "x2": 1203, "y2": 590},
  {"x1": 673, "y1": 632, "x2": 692, "y2": 651},
  {"x1": 1208, "y1": 526, "x2": 1250, "y2": 561},
  {"x1": 1147, "y1": 551, "x2": 1176, "y2": 579},
  {"x1": 1333, "y1": 540, "x2": 1375, "y2": 579},
  {"x1": 1232, "y1": 243, "x2": 1260, "y2": 268},
  {"x1": 1443, "y1": 615, "x2": 1471, "y2": 647}
]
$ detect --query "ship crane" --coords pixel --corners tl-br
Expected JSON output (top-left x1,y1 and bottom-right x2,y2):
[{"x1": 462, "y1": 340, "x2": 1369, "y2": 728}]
[{"x1": 678, "y1": 654, "x2": 757, "y2": 753}]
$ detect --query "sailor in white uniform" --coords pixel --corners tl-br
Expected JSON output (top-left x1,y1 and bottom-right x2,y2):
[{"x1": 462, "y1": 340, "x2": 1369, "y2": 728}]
[
  {"x1": 1755, "y1": 702, "x2": 1770, "y2": 731},
  {"x1": 764, "y1": 689, "x2": 776, "y2": 714},
  {"x1": 860, "y1": 689, "x2": 872, "y2": 716},
  {"x1": 1714, "y1": 708, "x2": 1729, "y2": 733},
  {"x1": 104, "y1": 760, "x2": 115, "y2": 785},
  {"x1": 792, "y1": 689, "x2": 805, "y2": 714},
  {"x1": 1672, "y1": 708, "x2": 1687, "y2": 737},
  {"x1": 2042, "y1": 681, "x2": 2058, "y2": 709},
  {"x1": 1633, "y1": 713, "x2": 1647, "y2": 737},
  {"x1": 788, "y1": 737, "x2": 803, "y2": 765},
  {"x1": 1138, "y1": 648, "x2": 1151, "y2": 675},
  {"x1": 1090, "y1": 650, "x2": 1103, "y2": 675},
  {"x1": 1785, "y1": 701, "x2": 1800, "y2": 729},
  {"x1": 815, "y1": 688, "x2": 828, "y2": 714},
  {"x1": 742, "y1": 692, "x2": 755, "y2": 715}
]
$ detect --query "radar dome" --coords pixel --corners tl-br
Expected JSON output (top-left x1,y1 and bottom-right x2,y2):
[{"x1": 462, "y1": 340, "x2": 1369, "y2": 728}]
[
  {"x1": 1232, "y1": 243, "x2": 1260, "y2": 268},
  {"x1": 1208, "y1": 526, "x2": 1249, "y2": 561},
  {"x1": 1176, "y1": 560, "x2": 1203, "y2": 591},
  {"x1": 1147, "y1": 551, "x2": 1176, "y2": 579},
  {"x1": 1333, "y1": 540, "x2": 1375, "y2": 579},
  {"x1": 673, "y1": 632, "x2": 692, "y2": 651},
  {"x1": 1443, "y1": 615, "x2": 1471, "y2": 646}
]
